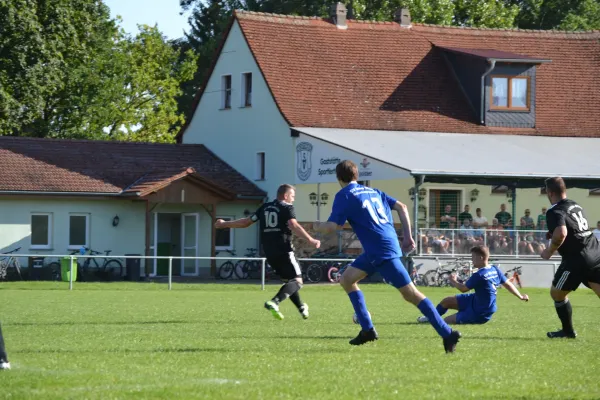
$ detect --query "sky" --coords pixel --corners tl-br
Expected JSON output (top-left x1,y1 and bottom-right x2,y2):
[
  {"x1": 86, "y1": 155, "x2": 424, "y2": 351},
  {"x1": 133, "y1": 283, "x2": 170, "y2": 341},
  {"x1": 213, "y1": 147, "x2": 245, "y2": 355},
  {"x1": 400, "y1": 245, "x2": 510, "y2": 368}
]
[{"x1": 103, "y1": 0, "x2": 191, "y2": 39}]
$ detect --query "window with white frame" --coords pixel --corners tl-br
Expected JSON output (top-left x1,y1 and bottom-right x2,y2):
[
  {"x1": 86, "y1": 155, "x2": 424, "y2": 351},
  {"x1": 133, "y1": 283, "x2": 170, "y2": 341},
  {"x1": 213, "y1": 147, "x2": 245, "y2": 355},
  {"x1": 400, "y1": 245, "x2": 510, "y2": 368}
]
[
  {"x1": 31, "y1": 213, "x2": 52, "y2": 249},
  {"x1": 256, "y1": 152, "x2": 265, "y2": 180},
  {"x1": 215, "y1": 216, "x2": 234, "y2": 250},
  {"x1": 241, "y1": 72, "x2": 252, "y2": 107},
  {"x1": 221, "y1": 75, "x2": 232, "y2": 109},
  {"x1": 69, "y1": 214, "x2": 89, "y2": 249}
]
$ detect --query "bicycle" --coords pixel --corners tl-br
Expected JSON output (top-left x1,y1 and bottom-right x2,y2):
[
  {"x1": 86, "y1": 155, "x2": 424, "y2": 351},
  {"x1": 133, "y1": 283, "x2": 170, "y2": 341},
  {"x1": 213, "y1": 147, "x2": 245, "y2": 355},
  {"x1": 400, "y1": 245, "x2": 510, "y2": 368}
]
[
  {"x1": 425, "y1": 257, "x2": 472, "y2": 287},
  {"x1": 234, "y1": 248, "x2": 261, "y2": 279},
  {"x1": 0, "y1": 247, "x2": 22, "y2": 281},
  {"x1": 44, "y1": 258, "x2": 62, "y2": 281},
  {"x1": 302, "y1": 261, "x2": 323, "y2": 283},
  {"x1": 217, "y1": 249, "x2": 236, "y2": 280},
  {"x1": 327, "y1": 261, "x2": 351, "y2": 283},
  {"x1": 503, "y1": 266, "x2": 523, "y2": 288},
  {"x1": 74, "y1": 247, "x2": 123, "y2": 281}
]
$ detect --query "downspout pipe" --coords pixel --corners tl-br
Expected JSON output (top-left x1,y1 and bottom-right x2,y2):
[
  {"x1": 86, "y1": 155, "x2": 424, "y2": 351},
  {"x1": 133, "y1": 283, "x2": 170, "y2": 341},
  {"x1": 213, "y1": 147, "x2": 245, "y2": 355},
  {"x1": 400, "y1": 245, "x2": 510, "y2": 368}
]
[{"x1": 480, "y1": 59, "x2": 497, "y2": 124}]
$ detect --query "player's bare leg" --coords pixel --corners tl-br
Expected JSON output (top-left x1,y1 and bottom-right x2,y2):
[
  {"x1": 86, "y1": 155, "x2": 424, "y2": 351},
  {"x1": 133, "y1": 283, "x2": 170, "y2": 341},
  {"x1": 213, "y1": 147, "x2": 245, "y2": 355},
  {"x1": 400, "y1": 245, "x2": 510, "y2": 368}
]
[
  {"x1": 340, "y1": 266, "x2": 377, "y2": 345},
  {"x1": 547, "y1": 286, "x2": 576, "y2": 338},
  {"x1": 588, "y1": 281, "x2": 600, "y2": 298}
]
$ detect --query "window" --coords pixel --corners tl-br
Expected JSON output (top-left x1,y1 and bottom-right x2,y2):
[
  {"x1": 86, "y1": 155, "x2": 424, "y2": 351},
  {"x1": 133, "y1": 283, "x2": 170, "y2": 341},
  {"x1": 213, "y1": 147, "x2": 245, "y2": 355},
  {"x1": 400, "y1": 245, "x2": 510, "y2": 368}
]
[
  {"x1": 491, "y1": 76, "x2": 529, "y2": 110},
  {"x1": 31, "y1": 213, "x2": 52, "y2": 249},
  {"x1": 221, "y1": 75, "x2": 232, "y2": 109},
  {"x1": 69, "y1": 214, "x2": 89, "y2": 249},
  {"x1": 256, "y1": 152, "x2": 265, "y2": 180},
  {"x1": 216, "y1": 216, "x2": 234, "y2": 250},
  {"x1": 491, "y1": 185, "x2": 508, "y2": 194},
  {"x1": 241, "y1": 73, "x2": 252, "y2": 107},
  {"x1": 590, "y1": 188, "x2": 600, "y2": 196}
]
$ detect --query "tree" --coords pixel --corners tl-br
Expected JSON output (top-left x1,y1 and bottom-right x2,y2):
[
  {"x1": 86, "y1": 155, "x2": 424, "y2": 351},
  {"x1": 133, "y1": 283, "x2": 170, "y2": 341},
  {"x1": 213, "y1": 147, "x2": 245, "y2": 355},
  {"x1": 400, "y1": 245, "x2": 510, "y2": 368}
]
[
  {"x1": 0, "y1": 0, "x2": 197, "y2": 142},
  {"x1": 96, "y1": 25, "x2": 198, "y2": 142},
  {"x1": 513, "y1": 0, "x2": 600, "y2": 30}
]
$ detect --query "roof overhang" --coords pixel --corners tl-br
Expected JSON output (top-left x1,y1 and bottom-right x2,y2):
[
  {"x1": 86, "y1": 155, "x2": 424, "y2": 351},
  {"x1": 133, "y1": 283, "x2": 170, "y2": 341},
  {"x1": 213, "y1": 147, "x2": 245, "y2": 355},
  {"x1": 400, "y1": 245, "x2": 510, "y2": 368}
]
[
  {"x1": 292, "y1": 127, "x2": 600, "y2": 189},
  {"x1": 437, "y1": 46, "x2": 552, "y2": 64}
]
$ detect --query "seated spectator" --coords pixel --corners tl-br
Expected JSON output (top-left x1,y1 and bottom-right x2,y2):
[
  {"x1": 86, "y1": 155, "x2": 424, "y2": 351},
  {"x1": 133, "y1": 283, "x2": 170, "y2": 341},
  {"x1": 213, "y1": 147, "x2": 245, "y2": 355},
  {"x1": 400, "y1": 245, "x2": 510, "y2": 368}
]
[
  {"x1": 459, "y1": 218, "x2": 479, "y2": 252},
  {"x1": 518, "y1": 219, "x2": 535, "y2": 255},
  {"x1": 521, "y1": 209, "x2": 535, "y2": 230}
]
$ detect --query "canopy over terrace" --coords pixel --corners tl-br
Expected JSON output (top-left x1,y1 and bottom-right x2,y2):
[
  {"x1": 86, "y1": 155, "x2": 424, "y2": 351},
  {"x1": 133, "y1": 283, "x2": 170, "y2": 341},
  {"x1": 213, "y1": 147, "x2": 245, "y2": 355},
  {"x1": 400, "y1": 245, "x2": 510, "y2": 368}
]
[{"x1": 291, "y1": 127, "x2": 600, "y2": 241}]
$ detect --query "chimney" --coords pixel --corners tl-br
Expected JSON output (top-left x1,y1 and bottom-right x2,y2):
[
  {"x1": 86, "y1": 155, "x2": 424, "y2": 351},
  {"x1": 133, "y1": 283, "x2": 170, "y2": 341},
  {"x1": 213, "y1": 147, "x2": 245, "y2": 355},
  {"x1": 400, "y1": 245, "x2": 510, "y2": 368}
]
[
  {"x1": 394, "y1": 8, "x2": 411, "y2": 27},
  {"x1": 330, "y1": 2, "x2": 348, "y2": 29}
]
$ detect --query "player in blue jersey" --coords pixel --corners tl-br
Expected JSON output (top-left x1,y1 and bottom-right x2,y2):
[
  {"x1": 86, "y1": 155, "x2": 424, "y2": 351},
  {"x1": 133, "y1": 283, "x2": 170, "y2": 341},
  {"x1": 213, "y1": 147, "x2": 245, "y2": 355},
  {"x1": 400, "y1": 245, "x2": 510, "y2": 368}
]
[
  {"x1": 313, "y1": 160, "x2": 462, "y2": 353},
  {"x1": 417, "y1": 245, "x2": 529, "y2": 325}
]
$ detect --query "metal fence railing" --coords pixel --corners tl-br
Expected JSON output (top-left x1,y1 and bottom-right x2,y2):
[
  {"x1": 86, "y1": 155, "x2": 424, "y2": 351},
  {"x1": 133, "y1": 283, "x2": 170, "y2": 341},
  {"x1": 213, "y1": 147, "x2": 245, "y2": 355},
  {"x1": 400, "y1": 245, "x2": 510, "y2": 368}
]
[{"x1": 418, "y1": 228, "x2": 550, "y2": 257}]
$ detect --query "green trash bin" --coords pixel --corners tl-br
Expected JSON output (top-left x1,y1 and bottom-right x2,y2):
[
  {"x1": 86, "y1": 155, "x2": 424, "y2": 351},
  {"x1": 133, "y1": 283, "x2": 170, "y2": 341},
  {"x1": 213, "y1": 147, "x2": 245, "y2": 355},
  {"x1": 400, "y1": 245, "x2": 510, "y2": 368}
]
[{"x1": 60, "y1": 257, "x2": 78, "y2": 282}]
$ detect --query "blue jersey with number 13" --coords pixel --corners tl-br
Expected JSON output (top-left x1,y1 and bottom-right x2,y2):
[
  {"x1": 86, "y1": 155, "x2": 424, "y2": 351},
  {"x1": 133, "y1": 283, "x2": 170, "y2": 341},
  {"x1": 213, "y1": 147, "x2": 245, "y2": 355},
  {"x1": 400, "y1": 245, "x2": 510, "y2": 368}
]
[{"x1": 327, "y1": 182, "x2": 401, "y2": 265}]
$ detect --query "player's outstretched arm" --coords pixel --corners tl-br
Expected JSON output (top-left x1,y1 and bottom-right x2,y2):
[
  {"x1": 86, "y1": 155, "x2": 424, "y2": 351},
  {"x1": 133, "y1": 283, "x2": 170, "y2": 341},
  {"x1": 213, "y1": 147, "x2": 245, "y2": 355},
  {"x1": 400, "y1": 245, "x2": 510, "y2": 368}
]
[
  {"x1": 448, "y1": 273, "x2": 470, "y2": 293},
  {"x1": 215, "y1": 218, "x2": 254, "y2": 229},
  {"x1": 502, "y1": 281, "x2": 529, "y2": 301},
  {"x1": 392, "y1": 201, "x2": 415, "y2": 253},
  {"x1": 540, "y1": 226, "x2": 567, "y2": 259},
  {"x1": 288, "y1": 219, "x2": 321, "y2": 248}
]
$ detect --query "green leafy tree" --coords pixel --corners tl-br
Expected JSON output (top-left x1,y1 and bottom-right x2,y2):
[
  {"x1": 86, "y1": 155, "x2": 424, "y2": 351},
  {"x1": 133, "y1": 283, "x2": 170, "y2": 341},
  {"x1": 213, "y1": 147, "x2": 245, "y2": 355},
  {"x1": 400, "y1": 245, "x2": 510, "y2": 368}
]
[{"x1": 0, "y1": 0, "x2": 197, "y2": 142}]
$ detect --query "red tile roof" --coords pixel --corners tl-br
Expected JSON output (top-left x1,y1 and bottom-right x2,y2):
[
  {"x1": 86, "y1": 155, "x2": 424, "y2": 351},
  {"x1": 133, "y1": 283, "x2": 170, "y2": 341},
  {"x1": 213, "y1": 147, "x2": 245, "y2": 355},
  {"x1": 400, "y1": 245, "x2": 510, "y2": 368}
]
[
  {"x1": 179, "y1": 11, "x2": 600, "y2": 139},
  {"x1": 0, "y1": 137, "x2": 266, "y2": 197}
]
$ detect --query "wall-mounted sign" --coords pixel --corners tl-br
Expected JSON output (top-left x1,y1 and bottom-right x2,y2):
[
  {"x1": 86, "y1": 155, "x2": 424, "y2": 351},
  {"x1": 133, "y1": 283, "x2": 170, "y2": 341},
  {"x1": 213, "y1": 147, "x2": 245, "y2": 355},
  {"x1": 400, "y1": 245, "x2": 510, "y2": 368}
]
[{"x1": 294, "y1": 135, "x2": 408, "y2": 184}]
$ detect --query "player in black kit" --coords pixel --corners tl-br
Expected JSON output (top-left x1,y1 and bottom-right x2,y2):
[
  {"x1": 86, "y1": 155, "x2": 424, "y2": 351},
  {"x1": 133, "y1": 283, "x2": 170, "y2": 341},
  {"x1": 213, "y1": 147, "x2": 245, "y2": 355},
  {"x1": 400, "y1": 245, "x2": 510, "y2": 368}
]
[
  {"x1": 215, "y1": 184, "x2": 321, "y2": 320},
  {"x1": 540, "y1": 177, "x2": 600, "y2": 338}
]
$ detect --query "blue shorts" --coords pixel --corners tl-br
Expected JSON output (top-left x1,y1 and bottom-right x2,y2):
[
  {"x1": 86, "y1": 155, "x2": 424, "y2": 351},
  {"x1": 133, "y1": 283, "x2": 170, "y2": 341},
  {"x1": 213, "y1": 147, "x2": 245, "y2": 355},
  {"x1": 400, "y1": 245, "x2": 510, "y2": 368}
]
[
  {"x1": 455, "y1": 293, "x2": 494, "y2": 325},
  {"x1": 350, "y1": 254, "x2": 411, "y2": 289}
]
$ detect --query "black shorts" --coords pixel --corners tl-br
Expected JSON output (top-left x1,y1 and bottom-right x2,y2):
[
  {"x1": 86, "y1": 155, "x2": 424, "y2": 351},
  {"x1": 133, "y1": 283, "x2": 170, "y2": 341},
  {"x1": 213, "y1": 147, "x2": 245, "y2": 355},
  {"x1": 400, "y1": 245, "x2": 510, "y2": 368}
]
[
  {"x1": 267, "y1": 252, "x2": 302, "y2": 280},
  {"x1": 552, "y1": 257, "x2": 600, "y2": 291}
]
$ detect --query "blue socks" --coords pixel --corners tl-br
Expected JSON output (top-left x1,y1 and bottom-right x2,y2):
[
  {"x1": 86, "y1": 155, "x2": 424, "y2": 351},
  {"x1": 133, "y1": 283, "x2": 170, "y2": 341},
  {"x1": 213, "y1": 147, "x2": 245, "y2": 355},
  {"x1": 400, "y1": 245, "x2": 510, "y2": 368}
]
[
  {"x1": 436, "y1": 303, "x2": 448, "y2": 317},
  {"x1": 418, "y1": 298, "x2": 452, "y2": 338},
  {"x1": 348, "y1": 290, "x2": 373, "y2": 331}
]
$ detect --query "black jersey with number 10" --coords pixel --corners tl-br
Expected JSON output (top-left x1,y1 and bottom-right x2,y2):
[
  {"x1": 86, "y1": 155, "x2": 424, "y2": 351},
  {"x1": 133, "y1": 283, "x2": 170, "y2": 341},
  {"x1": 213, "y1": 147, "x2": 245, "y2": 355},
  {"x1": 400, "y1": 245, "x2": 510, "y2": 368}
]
[
  {"x1": 546, "y1": 199, "x2": 600, "y2": 262},
  {"x1": 250, "y1": 200, "x2": 296, "y2": 257}
]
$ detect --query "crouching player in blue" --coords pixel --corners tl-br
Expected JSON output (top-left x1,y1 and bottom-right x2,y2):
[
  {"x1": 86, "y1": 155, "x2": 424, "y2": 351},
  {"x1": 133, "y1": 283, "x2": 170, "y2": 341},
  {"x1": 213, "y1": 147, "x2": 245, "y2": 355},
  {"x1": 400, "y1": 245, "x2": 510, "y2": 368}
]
[
  {"x1": 314, "y1": 160, "x2": 461, "y2": 353},
  {"x1": 418, "y1": 245, "x2": 529, "y2": 325}
]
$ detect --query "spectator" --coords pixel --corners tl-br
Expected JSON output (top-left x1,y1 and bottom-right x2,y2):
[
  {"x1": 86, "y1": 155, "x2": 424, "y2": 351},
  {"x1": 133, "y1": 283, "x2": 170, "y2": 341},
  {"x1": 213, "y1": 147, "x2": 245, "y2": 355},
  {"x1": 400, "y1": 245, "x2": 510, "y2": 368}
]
[
  {"x1": 593, "y1": 221, "x2": 600, "y2": 240},
  {"x1": 458, "y1": 205, "x2": 473, "y2": 225},
  {"x1": 472, "y1": 208, "x2": 488, "y2": 238},
  {"x1": 537, "y1": 206, "x2": 547, "y2": 229},
  {"x1": 521, "y1": 209, "x2": 535, "y2": 230},
  {"x1": 495, "y1": 204, "x2": 511, "y2": 229},
  {"x1": 459, "y1": 218, "x2": 479, "y2": 251},
  {"x1": 440, "y1": 204, "x2": 456, "y2": 230}
]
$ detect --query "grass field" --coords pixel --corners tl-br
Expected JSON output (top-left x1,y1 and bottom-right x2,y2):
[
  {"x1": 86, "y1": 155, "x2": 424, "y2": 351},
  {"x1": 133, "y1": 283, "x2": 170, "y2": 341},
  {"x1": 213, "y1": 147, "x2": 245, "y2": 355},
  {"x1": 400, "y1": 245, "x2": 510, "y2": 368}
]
[{"x1": 1, "y1": 282, "x2": 599, "y2": 399}]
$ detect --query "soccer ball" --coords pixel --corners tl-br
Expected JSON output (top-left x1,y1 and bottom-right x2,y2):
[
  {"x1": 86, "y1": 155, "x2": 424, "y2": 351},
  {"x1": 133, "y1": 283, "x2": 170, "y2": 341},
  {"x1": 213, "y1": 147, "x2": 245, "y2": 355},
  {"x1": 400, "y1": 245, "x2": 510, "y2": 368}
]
[{"x1": 352, "y1": 311, "x2": 372, "y2": 324}]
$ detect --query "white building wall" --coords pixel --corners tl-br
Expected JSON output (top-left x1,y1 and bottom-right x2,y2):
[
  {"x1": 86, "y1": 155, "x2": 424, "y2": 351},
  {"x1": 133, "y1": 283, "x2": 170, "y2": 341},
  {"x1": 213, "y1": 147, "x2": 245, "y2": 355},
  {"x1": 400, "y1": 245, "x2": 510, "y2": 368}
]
[
  {"x1": 182, "y1": 21, "x2": 294, "y2": 201},
  {"x1": 0, "y1": 197, "x2": 146, "y2": 269}
]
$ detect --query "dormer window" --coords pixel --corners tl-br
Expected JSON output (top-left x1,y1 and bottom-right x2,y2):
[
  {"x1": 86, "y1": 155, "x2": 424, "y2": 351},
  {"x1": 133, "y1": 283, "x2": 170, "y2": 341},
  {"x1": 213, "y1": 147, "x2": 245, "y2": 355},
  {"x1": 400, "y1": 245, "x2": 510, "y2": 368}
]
[{"x1": 491, "y1": 76, "x2": 529, "y2": 111}]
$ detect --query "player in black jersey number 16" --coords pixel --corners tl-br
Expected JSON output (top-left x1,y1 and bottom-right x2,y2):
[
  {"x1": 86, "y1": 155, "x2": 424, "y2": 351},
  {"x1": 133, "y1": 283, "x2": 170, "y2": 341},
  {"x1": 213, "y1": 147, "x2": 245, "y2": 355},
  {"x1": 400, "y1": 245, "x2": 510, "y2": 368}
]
[
  {"x1": 541, "y1": 177, "x2": 600, "y2": 339},
  {"x1": 215, "y1": 184, "x2": 321, "y2": 320}
]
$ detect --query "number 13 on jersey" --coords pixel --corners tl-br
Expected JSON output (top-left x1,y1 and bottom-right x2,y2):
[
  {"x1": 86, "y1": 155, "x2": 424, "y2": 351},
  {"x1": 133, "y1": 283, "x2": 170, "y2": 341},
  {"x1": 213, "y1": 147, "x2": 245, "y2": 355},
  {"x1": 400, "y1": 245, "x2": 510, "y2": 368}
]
[{"x1": 363, "y1": 198, "x2": 389, "y2": 225}]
